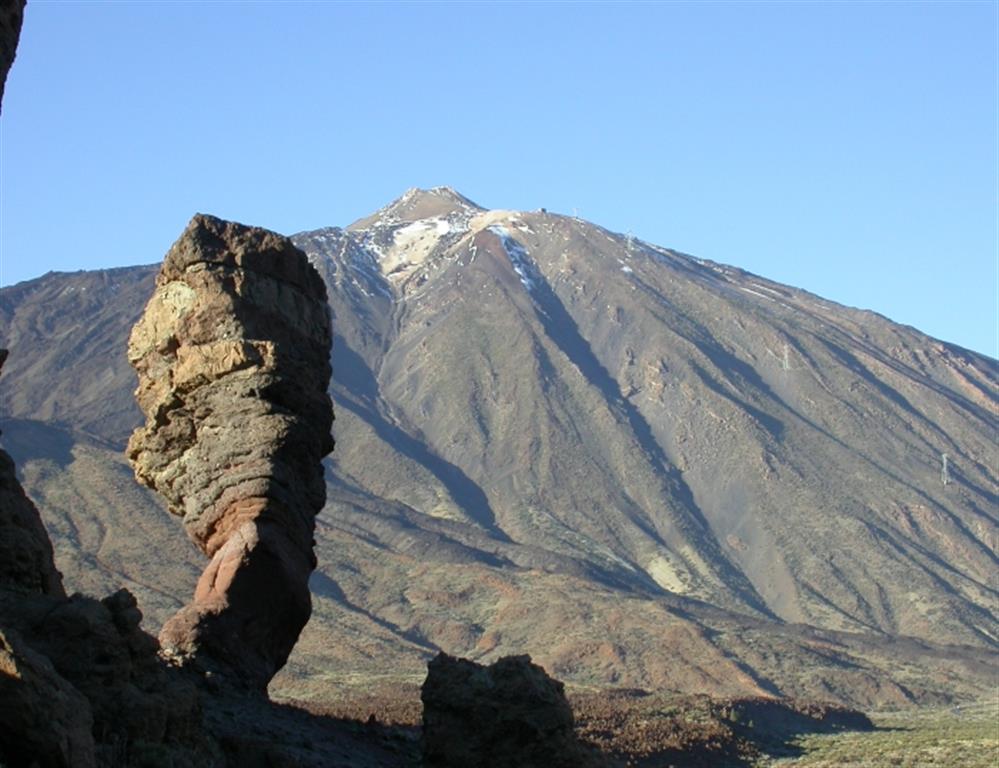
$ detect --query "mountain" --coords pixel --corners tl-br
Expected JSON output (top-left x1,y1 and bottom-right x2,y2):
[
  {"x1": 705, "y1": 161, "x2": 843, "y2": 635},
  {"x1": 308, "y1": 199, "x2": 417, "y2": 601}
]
[{"x1": 1, "y1": 187, "x2": 995, "y2": 707}]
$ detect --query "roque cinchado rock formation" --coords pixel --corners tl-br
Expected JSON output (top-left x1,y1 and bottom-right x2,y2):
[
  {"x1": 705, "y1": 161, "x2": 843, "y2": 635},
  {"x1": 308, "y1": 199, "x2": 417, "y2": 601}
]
[{"x1": 127, "y1": 214, "x2": 334, "y2": 690}]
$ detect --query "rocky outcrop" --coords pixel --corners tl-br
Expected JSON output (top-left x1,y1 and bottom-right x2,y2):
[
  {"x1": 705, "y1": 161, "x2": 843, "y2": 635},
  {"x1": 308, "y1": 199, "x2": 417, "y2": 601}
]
[
  {"x1": 0, "y1": 626, "x2": 95, "y2": 768},
  {"x1": 421, "y1": 652, "x2": 600, "y2": 768},
  {"x1": 0, "y1": 350, "x2": 206, "y2": 767},
  {"x1": 0, "y1": 349, "x2": 65, "y2": 597},
  {"x1": 0, "y1": 588, "x2": 207, "y2": 767},
  {"x1": 127, "y1": 214, "x2": 334, "y2": 690}
]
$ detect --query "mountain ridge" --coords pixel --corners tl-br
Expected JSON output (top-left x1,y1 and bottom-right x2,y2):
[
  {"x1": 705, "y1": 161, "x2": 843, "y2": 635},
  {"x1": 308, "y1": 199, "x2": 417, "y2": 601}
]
[{"x1": 1, "y1": 187, "x2": 995, "y2": 706}]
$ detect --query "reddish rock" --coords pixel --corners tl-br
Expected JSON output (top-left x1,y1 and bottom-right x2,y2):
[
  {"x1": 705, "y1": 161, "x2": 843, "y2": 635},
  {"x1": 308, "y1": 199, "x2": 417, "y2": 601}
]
[
  {"x1": 127, "y1": 214, "x2": 334, "y2": 690},
  {"x1": 421, "y1": 652, "x2": 601, "y2": 768}
]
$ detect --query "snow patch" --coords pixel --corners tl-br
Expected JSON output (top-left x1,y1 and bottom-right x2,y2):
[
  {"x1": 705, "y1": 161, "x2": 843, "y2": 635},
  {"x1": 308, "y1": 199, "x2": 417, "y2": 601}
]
[
  {"x1": 748, "y1": 282, "x2": 784, "y2": 297},
  {"x1": 738, "y1": 286, "x2": 775, "y2": 301},
  {"x1": 375, "y1": 217, "x2": 452, "y2": 280},
  {"x1": 488, "y1": 225, "x2": 537, "y2": 291}
]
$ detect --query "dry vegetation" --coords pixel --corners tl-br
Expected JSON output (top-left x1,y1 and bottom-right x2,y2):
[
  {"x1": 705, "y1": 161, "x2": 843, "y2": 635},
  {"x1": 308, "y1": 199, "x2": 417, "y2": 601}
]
[
  {"x1": 291, "y1": 684, "x2": 998, "y2": 767},
  {"x1": 294, "y1": 684, "x2": 998, "y2": 768},
  {"x1": 763, "y1": 699, "x2": 998, "y2": 768}
]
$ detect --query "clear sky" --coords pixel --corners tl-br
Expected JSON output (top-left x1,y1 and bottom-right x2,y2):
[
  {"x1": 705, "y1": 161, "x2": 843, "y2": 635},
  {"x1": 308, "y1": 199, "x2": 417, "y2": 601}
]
[{"x1": 1, "y1": 1, "x2": 996, "y2": 357}]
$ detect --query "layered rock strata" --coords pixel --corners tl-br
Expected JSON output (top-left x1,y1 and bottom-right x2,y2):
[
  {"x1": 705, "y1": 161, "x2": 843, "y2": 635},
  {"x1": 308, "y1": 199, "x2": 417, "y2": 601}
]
[
  {"x1": 421, "y1": 652, "x2": 600, "y2": 768},
  {"x1": 127, "y1": 214, "x2": 334, "y2": 690}
]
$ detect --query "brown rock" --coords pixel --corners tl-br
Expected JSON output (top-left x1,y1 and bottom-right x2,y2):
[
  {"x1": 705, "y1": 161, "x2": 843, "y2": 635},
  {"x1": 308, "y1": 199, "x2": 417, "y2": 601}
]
[
  {"x1": 127, "y1": 214, "x2": 334, "y2": 690},
  {"x1": 0, "y1": 585, "x2": 206, "y2": 755},
  {"x1": 421, "y1": 652, "x2": 601, "y2": 768}
]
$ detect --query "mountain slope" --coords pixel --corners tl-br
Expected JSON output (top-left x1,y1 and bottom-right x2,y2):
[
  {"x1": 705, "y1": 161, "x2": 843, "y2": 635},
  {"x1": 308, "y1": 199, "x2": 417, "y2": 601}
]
[{"x1": 1, "y1": 187, "x2": 995, "y2": 706}]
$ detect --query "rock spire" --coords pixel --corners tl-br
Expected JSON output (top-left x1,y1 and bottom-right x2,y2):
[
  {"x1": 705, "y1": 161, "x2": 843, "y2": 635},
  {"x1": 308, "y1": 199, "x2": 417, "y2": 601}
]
[{"x1": 127, "y1": 213, "x2": 334, "y2": 690}]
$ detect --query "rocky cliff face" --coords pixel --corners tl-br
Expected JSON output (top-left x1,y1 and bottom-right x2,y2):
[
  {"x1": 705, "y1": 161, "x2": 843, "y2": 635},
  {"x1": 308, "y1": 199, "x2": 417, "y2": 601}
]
[{"x1": 127, "y1": 214, "x2": 334, "y2": 690}]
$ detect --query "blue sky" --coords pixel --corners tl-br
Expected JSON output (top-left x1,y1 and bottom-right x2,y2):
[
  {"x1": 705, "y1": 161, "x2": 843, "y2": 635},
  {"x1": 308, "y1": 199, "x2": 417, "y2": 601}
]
[{"x1": 1, "y1": 1, "x2": 996, "y2": 357}]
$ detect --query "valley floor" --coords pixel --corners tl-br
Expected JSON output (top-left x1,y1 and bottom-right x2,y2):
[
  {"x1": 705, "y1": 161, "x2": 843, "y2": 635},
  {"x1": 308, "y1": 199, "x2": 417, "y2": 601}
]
[
  {"x1": 763, "y1": 700, "x2": 998, "y2": 768},
  {"x1": 281, "y1": 683, "x2": 997, "y2": 767}
]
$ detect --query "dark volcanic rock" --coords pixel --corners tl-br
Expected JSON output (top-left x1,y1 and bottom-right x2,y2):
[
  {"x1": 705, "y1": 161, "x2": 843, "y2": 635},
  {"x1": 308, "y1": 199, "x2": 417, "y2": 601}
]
[
  {"x1": 0, "y1": 626, "x2": 96, "y2": 768},
  {"x1": 0, "y1": 0, "x2": 25, "y2": 112},
  {"x1": 0, "y1": 350, "x2": 65, "y2": 597},
  {"x1": 1, "y1": 356, "x2": 205, "y2": 766},
  {"x1": 0, "y1": 587, "x2": 207, "y2": 765},
  {"x1": 421, "y1": 652, "x2": 600, "y2": 768},
  {"x1": 127, "y1": 214, "x2": 334, "y2": 690}
]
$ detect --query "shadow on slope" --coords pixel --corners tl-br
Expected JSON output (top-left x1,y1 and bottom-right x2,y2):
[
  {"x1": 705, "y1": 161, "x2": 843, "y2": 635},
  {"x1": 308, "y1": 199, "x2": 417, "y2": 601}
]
[
  {"x1": 1, "y1": 418, "x2": 75, "y2": 467},
  {"x1": 499, "y1": 233, "x2": 771, "y2": 614},
  {"x1": 286, "y1": 682, "x2": 877, "y2": 768},
  {"x1": 332, "y1": 338, "x2": 509, "y2": 541},
  {"x1": 571, "y1": 689, "x2": 874, "y2": 767}
]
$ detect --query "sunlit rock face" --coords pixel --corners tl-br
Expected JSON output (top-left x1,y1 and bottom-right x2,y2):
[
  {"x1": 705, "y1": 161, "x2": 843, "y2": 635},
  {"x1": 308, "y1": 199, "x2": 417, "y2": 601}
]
[{"x1": 127, "y1": 214, "x2": 334, "y2": 690}]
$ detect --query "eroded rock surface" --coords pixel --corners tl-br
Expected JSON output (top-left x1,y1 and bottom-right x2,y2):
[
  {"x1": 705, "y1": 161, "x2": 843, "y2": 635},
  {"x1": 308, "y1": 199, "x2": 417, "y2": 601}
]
[
  {"x1": 127, "y1": 214, "x2": 334, "y2": 690},
  {"x1": 421, "y1": 652, "x2": 600, "y2": 768},
  {"x1": 0, "y1": 588, "x2": 207, "y2": 767}
]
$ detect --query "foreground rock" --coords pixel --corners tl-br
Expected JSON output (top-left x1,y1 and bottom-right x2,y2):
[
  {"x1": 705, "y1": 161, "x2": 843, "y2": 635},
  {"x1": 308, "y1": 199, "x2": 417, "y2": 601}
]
[
  {"x1": 0, "y1": 349, "x2": 65, "y2": 598},
  {"x1": 421, "y1": 652, "x2": 600, "y2": 768},
  {"x1": 0, "y1": 350, "x2": 207, "y2": 767},
  {"x1": 127, "y1": 214, "x2": 334, "y2": 690}
]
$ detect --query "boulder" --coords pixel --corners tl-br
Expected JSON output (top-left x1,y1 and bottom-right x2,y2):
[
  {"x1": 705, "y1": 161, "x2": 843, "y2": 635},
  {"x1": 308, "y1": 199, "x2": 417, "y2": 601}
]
[
  {"x1": 127, "y1": 214, "x2": 334, "y2": 690},
  {"x1": 421, "y1": 652, "x2": 600, "y2": 768}
]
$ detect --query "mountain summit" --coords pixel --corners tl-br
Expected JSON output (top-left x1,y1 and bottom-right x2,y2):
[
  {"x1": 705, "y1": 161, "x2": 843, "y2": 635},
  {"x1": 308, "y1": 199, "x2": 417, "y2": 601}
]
[
  {"x1": 1, "y1": 190, "x2": 995, "y2": 706},
  {"x1": 348, "y1": 186, "x2": 483, "y2": 230}
]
